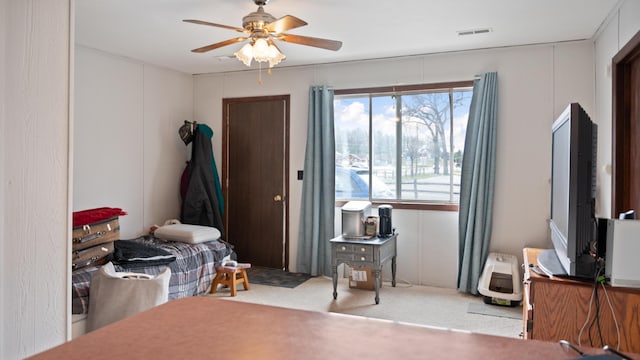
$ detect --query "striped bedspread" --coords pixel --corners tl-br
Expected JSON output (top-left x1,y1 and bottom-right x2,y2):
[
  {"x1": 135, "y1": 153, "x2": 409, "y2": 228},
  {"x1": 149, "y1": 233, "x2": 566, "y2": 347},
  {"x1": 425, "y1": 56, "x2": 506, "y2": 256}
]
[{"x1": 72, "y1": 236, "x2": 232, "y2": 314}]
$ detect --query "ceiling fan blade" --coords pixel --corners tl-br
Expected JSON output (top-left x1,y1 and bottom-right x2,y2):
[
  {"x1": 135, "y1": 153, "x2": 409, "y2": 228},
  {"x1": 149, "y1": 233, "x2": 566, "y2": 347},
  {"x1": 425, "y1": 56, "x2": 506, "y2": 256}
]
[
  {"x1": 183, "y1": 19, "x2": 247, "y2": 34},
  {"x1": 276, "y1": 33, "x2": 342, "y2": 51},
  {"x1": 265, "y1": 15, "x2": 307, "y2": 34},
  {"x1": 191, "y1": 37, "x2": 248, "y2": 53}
]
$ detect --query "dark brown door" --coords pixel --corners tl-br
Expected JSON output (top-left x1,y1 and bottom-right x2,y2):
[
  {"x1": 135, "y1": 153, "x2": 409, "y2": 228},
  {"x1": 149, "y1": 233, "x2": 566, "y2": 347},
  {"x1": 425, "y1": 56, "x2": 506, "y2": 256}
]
[
  {"x1": 222, "y1": 95, "x2": 289, "y2": 269},
  {"x1": 613, "y1": 30, "x2": 640, "y2": 217}
]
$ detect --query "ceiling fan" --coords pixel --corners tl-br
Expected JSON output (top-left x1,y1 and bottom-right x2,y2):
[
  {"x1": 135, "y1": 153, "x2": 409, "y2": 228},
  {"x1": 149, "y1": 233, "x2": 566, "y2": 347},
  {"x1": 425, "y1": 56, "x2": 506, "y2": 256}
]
[{"x1": 183, "y1": 0, "x2": 342, "y2": 67}]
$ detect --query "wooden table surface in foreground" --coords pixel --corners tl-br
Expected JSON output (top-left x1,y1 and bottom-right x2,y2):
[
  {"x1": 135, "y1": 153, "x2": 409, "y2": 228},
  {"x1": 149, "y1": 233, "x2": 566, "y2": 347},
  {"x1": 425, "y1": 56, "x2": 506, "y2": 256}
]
[{"x1": 29, "y1": 297, "x2": 638, "y2": 359}]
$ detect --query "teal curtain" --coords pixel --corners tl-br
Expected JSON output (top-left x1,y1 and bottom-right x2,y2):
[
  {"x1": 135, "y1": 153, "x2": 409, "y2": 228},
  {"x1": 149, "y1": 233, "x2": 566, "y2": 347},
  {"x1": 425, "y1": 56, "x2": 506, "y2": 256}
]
[
  {"x1": 457, "y1": 72, "x2": 498, "y2": 294},
  {"x1": 297, "y1": 86, "x2": 336, "y2": 276}
]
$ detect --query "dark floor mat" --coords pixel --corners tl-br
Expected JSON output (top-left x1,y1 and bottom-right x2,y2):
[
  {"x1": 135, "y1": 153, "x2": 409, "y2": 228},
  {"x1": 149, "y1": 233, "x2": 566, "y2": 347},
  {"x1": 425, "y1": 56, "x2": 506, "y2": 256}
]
[{"x1": 246, "y1": 266, "x2": 313, "y2": 288}]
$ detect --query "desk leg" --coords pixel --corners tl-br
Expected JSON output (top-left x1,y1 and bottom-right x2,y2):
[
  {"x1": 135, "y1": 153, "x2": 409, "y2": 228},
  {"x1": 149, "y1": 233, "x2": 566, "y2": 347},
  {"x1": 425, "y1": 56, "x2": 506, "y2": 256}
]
[
  {"x1": 332, "y1": 265, "x2": 338, "y2": 300},
  {"x1": 374, "y1": 269, "x2": 381, "y2": 304},
  {"x1": 391, "y1": 255, "x2": 397, "y2": 287}
]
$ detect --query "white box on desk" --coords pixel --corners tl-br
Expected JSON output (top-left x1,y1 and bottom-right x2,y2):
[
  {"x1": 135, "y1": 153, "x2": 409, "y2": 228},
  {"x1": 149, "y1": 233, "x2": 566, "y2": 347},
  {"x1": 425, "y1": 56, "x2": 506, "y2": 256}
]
[{"x1": 606, "y1": 219, "x2": 640, "y2": 288}]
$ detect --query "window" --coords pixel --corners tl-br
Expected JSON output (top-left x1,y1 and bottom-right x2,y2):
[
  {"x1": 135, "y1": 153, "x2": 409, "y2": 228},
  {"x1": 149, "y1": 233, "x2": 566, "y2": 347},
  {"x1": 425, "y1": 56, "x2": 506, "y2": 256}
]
[{"x1": 334, "y1": 82, "x2": 473, "y2": 208}]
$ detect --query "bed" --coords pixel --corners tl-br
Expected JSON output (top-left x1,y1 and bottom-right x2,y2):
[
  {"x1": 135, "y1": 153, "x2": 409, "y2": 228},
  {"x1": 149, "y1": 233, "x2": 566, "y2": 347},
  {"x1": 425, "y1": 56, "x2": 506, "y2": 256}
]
[{"x1": 71, "y1": 235, "x2": 232, "y2": 321}]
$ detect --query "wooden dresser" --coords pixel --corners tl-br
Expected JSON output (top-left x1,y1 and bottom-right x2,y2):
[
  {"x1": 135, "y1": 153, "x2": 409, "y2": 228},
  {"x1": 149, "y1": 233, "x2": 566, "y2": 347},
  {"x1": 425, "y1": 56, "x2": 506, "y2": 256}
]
[{"x1": 523, "y1": 247, "x2": 640, "y2": 353}]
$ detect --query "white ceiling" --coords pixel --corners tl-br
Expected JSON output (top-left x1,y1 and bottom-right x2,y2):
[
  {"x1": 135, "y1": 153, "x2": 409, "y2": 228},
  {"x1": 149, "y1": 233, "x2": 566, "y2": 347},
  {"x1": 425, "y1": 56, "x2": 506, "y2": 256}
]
[{"x1": 75, "y1": 0, "x2": 621, "y2": 75}]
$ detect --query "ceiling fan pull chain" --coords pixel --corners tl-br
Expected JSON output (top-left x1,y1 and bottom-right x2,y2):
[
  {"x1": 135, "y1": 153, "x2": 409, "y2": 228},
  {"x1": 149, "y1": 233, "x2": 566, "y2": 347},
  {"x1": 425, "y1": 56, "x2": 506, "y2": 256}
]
[{"x1": 258, "y1": 62, "x2": 263, "y2": 84}]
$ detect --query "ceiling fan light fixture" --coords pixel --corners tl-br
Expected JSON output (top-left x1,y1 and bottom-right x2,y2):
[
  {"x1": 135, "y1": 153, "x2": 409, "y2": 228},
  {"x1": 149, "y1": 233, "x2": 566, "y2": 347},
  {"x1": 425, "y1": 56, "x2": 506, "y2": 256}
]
[
  {"x1": 252, "y1": 38, "x2": 270, "y2": 61},
  {"x1": 234, "y1": 43, "x2": 254, "y2": 66},
  {"x1": 234, "y1": 37, "x2": 285, "y2": 68},
  {"x1": 267, "y1": 44, "x2": 286, "y2": 67}
]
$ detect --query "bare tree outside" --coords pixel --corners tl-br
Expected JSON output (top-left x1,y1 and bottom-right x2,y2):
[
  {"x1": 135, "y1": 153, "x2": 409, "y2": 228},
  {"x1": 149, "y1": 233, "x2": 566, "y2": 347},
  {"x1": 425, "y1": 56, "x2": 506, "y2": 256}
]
[
  {"x1": 402, "y1": 92, "x2": 469, "y2": 175},
  {"x1": 402, "y1": 126, "x2": 423, "y2": 177}
]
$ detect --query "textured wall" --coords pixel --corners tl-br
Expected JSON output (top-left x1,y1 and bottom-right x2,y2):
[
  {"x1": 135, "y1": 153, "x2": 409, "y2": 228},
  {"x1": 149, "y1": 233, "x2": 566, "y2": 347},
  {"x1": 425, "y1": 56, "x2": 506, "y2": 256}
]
[
  {"x1": 194, "y1": 41, "x2": 597, "y2": 284},
  {"x1": 1, "y1": 0, "x2": 71, "y2": 358},
  {"x1": 0, "y1": 0, "x2": 7, "y2": 353},
  {"x1": 74, "y1": 47, "x2": 193, "y2": 238},
  {"x1": 594, "y1": 0, "x2": 640, "y2": 218}
]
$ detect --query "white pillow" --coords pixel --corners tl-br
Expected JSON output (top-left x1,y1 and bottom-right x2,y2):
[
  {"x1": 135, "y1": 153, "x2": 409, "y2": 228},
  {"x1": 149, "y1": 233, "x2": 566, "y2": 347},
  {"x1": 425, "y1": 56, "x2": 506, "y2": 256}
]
[{"x1": 154, "y1": 224, "x2": 221, "y2": 244}]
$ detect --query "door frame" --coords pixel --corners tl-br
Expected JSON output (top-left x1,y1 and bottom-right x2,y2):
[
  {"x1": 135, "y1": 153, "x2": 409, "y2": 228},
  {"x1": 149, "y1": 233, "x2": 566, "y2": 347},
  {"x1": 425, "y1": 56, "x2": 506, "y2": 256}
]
[
  {"x1": 221, "y1": 95, "x2": 291, "y2": 269},
  {"x1": 612, "y1": 30, "x2": 640, "y2": 217}
]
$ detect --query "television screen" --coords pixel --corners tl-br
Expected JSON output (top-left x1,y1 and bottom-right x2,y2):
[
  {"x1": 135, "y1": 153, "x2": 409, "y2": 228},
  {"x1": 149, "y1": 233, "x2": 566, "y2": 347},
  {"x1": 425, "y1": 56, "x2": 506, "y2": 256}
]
[
  {"x1": 551, "y1": 119, "x2": 570, "y2": 243},
  {"x1": 539, "y1": 103, "x2": 597, "y2": 279}
]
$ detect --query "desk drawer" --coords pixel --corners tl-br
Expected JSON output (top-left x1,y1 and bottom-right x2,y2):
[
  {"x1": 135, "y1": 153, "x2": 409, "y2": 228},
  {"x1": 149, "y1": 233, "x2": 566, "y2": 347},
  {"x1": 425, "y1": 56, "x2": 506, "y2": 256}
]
[
  {"x1": 336, "y1": 253, "x2": 374, "y2": 262},
  {"x1": 335, "y1": 244, "x2": 373, "y2": 255}
]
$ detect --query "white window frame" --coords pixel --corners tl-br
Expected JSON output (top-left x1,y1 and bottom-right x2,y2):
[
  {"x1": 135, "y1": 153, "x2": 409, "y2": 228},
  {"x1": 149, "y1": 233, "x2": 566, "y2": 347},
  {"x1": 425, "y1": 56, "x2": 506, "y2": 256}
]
[{"x1": 334, "y1": 81, "x2": 474, "y2": 211}]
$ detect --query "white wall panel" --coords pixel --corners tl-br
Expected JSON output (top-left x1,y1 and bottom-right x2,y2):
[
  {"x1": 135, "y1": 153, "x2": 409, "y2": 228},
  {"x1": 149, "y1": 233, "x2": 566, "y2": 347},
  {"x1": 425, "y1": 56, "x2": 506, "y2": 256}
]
[
  {"x1": 594, "y1": 13, "x2": 619, "y2": 219},
  {"x1": 477, "y1": 46, "x2": 555, "y2": 258},
  {"x1": 554, "y1": 42, "x2": 596, "y2": 117},
  {"x1": 314, "y1": 56, "x2": 426, "y2": 88},
  {"x1": 74, "y1": 47, "x2": 193, "y2": 238},
  {"x1": 619, "y1": 0, "x2": 640, "y2": 49},
  {"x1": 2, "y1": 0, "x2": 70, "y2": 358},
  {"x1": 593, "y1": 0, "x2": 640, "y2": 219},
  {"x1": 387, "y1": 209, "x2": 420, "y2": 285},
  {"x1": 142, "y1": 65, "x2": 193, "y2": 228},
  {"x1": 0, "y1": 0, "x2": 7, "y2": 353},
  {"x1": 195, "y1": 41, "x2": 596, "y2": 286},
  {"x1": 74, "y1": 47, "x2": 144, "y2": 238},
  {"x1": 417, "y1": 210, "x2": 459, "y2": 287}
]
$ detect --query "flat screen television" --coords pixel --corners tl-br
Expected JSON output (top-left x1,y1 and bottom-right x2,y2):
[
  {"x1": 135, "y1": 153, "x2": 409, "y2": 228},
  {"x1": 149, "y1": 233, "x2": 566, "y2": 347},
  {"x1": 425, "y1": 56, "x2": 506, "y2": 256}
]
[{"x1": 538, "y1": 103, "x2": 597, "y2": 279}]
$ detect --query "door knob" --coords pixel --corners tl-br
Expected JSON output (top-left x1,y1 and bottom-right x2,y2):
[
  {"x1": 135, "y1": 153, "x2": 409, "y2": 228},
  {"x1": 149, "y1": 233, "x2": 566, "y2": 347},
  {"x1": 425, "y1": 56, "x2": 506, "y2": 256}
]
[{"x1": 274, "y1": 195, "x2": 283, "y2": 202}]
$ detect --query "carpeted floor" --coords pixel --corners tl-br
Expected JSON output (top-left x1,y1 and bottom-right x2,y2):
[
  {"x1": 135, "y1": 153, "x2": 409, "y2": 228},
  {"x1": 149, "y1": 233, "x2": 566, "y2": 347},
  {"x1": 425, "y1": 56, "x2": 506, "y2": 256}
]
[
  {"x1": 246, "y1": 266, "x2": 313, "y2": 288},
  {"x1": 210, "y1": 276, "x2": 524, "y2": 339},
  {"x1": 466, "y1": 302, "x2": 522, "y2": 319}
]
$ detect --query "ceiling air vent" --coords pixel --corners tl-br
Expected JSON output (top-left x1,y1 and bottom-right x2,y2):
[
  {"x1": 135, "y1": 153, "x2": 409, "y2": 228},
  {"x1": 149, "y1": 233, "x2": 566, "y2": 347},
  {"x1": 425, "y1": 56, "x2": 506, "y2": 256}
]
[
  {"x1": 457, "y1": 28, "x2": 493, "y2": 36},
  {"x1": 216, "y1": 55, "x2": 235, "y2": 61}
]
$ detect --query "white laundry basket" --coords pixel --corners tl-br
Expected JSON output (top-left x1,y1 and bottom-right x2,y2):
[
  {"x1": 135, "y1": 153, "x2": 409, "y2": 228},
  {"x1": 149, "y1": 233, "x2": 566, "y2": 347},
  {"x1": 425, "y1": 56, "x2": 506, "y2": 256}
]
[
  {"x1": 477, "y1": 252, "x2": 523, "y2": 306},
  {"x1": 86, "y1": 262, "x2": 171, "y2": 331}
]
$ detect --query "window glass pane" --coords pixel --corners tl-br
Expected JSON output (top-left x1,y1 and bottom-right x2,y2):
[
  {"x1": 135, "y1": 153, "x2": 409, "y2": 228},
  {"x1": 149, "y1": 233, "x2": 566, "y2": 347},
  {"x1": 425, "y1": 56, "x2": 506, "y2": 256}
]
[
  {"x1": 371, "y1": 95, "x2": 396, "y2": 200},
  {"x1": 335, "y1": 97, "x2": 370, "y2": 199},
  {"x1": 334, "y1": 85, "x2": 472, "y2": 205},
  {"x1": 451, "y1": 89, "x2": 473, "y2": 202},
  {"x1": 401, "y1": 92, "x2": 453, "y2": 201}
]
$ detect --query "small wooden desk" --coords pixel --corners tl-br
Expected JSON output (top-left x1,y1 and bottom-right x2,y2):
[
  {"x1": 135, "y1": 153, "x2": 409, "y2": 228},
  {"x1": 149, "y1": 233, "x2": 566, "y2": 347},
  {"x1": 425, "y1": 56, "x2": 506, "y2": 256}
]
[
  {"x1": 523, "y1": 248, "x2": 640, "y2": 353},
  {"x1": 29, "y1": 297, "x2": 636, "y2": 359},
  {"x1": 330, "y1": 233, "x2": 397, "y2": 304}
]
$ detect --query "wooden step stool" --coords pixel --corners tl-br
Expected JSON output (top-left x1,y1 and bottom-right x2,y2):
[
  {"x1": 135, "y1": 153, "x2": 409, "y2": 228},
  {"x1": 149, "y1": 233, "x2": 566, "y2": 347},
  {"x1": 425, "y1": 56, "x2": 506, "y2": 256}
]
[{"x1": 210, "y1": 263, "x2": 251, "y2": 296}]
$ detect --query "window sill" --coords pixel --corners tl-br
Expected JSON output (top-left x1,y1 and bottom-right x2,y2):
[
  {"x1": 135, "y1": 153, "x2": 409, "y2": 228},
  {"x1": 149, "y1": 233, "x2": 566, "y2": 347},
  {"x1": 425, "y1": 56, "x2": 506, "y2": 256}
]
[{"x1": 335, "y1": 200, "x2": 458, "y2": 212}]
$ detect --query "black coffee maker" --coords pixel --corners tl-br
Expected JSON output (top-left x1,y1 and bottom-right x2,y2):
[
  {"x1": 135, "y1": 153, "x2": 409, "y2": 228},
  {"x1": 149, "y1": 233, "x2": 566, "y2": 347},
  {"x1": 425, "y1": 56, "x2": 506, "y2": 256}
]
[{"x1": 378, "y1": 205, "x2": 393, "y2": 237}]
